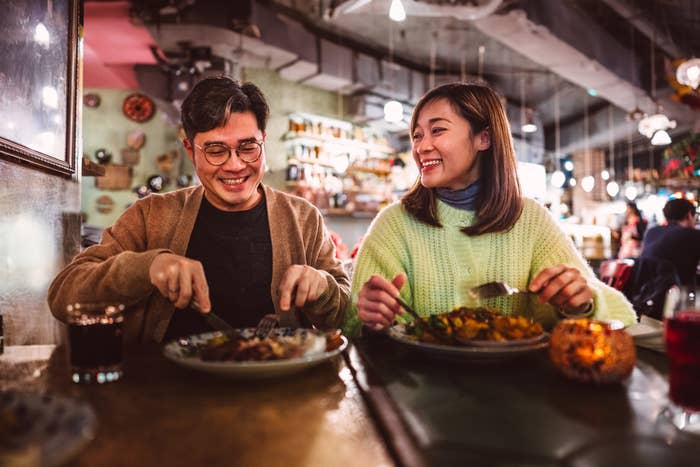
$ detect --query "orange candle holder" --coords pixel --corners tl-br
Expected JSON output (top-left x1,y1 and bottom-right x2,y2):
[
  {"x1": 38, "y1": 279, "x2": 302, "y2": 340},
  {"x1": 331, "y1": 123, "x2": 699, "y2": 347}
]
[{"x1": 549, "y1": 319, "x2": 636, "y2": 384}]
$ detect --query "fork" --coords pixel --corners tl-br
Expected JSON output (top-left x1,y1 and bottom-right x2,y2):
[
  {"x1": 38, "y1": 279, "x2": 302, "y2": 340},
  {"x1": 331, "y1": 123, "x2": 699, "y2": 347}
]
[
  {"x1": 468, "y1": 281, "x2": 533, "y2": 300},
  {"x1": 254, "y1": 314, "x2": 280, "y2": 338}
]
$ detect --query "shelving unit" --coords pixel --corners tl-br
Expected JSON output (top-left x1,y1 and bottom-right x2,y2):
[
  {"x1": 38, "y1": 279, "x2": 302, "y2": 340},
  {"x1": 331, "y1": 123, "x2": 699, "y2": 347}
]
[{"x1": 282, "y1": 112, "x2": 397, "y2": 215}]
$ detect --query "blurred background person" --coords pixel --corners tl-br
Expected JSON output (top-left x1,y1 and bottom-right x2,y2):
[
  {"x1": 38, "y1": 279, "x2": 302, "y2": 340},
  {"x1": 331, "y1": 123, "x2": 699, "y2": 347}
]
[
  {"x1": 618, "y1": 201, "x2": 648, "y2": 259},
  {"x1": 641, "y1": 198, "x2": 700, "y2": 287}
]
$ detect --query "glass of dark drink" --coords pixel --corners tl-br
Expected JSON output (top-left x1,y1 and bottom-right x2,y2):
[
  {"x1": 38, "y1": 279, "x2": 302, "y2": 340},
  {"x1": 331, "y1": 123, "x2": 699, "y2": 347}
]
[
  {"x1": 661, "y1": 286, "x2": 700, "y2": 434},
  {"x1": 66, "y1": 302, "x2": 124, "y2": 384}
]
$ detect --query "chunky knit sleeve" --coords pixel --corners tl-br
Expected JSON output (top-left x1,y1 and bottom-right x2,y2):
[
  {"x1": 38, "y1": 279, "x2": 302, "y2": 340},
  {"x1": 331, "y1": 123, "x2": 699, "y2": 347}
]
[
  {"x1": 343, "y1": 204, "x2": 413, "y2": 337},
  {"x1": 526, "y1": 200, "x2": 637, "y2": 326}
]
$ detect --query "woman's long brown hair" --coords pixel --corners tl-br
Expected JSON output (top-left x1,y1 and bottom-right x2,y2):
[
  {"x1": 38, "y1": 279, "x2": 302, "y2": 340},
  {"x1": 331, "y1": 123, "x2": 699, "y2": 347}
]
[{"x1": 402, "y1": 82, "x2": 523, "y2": 236}]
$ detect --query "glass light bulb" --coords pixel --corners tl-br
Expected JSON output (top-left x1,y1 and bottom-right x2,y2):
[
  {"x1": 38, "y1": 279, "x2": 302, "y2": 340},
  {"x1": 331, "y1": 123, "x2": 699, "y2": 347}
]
[
  {"x1": 389, "y1": 0, "x2": 406, "y2": 22},
  {"x1": 551, "y1": 170, "x2": 566, "y2": 188},
  {"x1": 384, "y1": 100, "x2": 403, "y2": 123},
  {"x1": 606, "y1": 181, "x2": 619, "y2": 197}
]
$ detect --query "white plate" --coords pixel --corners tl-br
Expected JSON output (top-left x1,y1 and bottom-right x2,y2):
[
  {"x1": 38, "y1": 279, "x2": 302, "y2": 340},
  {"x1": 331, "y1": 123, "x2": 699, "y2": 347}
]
[
  {"x1": 163, "y1": 329, "x2": 348, "y2": 379},
  {"x1": 456, "y1": 332, "x2": 548, "y2": 347},
  {"x1": 388, "y1": 324, "x2": 549, "y2": 361},
  {"x1": 0, "y1": 390, "x2": 97, "y2": 467},
  {"x1": 626, "y1": 316, "x2": 664, "y2": 341}
]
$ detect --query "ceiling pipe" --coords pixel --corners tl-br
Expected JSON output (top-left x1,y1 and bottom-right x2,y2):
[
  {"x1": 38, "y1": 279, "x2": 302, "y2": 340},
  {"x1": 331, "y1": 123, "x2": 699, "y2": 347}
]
[{"x1": 599, "y1": 0, "x2": 686, "y2": 59}]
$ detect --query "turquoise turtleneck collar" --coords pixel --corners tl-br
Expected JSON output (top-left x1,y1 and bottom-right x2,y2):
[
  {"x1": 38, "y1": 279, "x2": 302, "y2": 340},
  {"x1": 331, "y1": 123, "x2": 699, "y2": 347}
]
[{"x1": 435, "y1": 180, "x2": 480, "y2": 211}]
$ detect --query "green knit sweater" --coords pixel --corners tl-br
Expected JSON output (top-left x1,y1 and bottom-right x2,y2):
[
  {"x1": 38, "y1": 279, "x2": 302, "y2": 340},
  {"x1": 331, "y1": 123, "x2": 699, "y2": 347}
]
[{"x1": 344, "y1": 198, "x2": 637, "y2": 336}]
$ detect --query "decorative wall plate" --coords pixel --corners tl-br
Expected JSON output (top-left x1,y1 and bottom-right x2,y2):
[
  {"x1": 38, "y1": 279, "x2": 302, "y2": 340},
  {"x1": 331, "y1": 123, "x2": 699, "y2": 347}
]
[{"x1": 122, "y1": 93, "x2": 155, "y2": 122}]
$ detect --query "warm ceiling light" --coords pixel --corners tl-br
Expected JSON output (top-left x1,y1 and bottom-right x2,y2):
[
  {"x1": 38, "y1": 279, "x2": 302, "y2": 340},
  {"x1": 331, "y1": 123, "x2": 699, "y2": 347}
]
[
  {"x1": 581, "y1": 176, "x2": 595, "y2": 192},
  {"x1": 389, "y1": 0, "x2": 406, "y2": 22},
  {"x1": 569, "y1": 178, "x2": 577, "y2": 187},
  {"x1": 563, "y1": 160, "x2": 574, "y2": 171},
  {"x1": 676, "y1": 58, "x2": 700, "y2": 89},
  {"x1": 521, "y1": 107, "x2": 537, "y2": 133},
  {"x1": 624, "y1": 185, "x2": 638, "y2": 201},
  {"x1": 606, "y1": 181, "x2": 620, "y2": 197},
  {"x1": 384, "y1": 100, "x2": 403, "y2": 122},
  {"x1": 651, "y1": 129, "x2": 672, "y2": 146},
  {"x1": 601, "y1": 170, "x2": 610, "y2": 180}
]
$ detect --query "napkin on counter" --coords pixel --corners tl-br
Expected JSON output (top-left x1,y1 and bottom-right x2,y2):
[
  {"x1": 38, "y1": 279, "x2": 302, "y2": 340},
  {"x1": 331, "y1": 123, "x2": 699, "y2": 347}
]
[{"x1": 627, "y1": 316, "x2": 665, "y2": 353}]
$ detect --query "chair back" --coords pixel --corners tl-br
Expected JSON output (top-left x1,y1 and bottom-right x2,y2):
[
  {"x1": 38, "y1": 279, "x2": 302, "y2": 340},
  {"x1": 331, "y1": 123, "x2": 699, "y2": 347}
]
[{"x1": 599, "y1": 259, "x2": 635, "y2": 291}]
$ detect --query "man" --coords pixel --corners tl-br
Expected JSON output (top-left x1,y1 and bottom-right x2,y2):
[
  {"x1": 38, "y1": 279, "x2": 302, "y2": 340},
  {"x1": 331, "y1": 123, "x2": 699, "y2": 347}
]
[
  {"x1": 641, "y1": 197, "x2": 700, "y2": 287},
  {"x1": 49, "y1": 77, "x2": 349, "y2": 342}
]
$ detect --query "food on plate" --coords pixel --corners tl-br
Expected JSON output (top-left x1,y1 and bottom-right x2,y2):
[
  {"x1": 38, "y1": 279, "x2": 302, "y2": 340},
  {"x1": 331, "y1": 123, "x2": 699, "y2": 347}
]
[
  {"x1": 189, "y1": 329, "x2": 329, "y2": 362},
  {"x1": 407, "y1": 307, "x2": 544, "y2": 345}
]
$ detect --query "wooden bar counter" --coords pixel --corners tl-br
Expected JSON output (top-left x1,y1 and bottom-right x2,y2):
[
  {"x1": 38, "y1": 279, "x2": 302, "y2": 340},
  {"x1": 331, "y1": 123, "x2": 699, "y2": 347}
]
[{"x1": 2, "y1": 343, "x2": 393, "y2": 467}]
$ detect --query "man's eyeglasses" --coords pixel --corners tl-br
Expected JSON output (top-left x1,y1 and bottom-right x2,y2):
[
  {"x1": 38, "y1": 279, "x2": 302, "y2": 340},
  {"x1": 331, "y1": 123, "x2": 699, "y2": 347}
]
[{"x1": 194, "y1": 140, "x2": 263, "y2": 166}]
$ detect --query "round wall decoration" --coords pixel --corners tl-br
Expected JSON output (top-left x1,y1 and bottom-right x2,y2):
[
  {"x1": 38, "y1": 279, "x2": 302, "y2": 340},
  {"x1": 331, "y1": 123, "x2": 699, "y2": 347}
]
[
  {"x1": 83, "y1": 93, "x2": 101, "y2": 108},
  {"x1": 95, "y1": 195, "x2": 115, "y2": 214},
  {"x1": 122, "y1": 93, "x2": 155, "y2": 122}
]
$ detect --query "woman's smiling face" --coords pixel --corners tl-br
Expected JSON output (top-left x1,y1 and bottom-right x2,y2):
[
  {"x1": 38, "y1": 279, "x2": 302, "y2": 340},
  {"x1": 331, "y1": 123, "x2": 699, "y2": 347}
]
[{"x1": 411, "y1": 98, "x2": 490, "y2": 190}]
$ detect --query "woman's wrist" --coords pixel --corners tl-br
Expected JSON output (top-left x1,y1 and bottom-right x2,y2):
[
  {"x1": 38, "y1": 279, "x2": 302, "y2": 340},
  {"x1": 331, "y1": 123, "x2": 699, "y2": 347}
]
[{"x1": 557, "y1": 299, "x2": 594, "y2": 319}]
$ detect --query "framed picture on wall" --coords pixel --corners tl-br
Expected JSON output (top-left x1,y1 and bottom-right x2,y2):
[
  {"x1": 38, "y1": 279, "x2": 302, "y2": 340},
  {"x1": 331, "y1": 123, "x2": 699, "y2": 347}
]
[{"x1": 0, "y1": 0, "x2": 80, "y2": 176}]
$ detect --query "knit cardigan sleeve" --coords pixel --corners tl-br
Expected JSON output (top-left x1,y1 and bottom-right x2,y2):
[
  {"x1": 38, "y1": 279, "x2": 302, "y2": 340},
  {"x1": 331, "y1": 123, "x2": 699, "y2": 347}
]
[
  {"x1": 47, "y1": 197, "x2": 170, "y2": 323},
  {"x1": 343, "y1": 203, "x2": 412, "y2": 337},
  {"x1": 526, "y1": 200, "x2": 637, "y2": 326}
]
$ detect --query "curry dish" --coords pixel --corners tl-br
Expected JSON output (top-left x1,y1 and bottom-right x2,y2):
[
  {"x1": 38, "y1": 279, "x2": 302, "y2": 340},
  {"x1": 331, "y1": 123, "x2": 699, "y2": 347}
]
[{"x1": 409, "y1": 307, "x2": 544, "y2": 345}]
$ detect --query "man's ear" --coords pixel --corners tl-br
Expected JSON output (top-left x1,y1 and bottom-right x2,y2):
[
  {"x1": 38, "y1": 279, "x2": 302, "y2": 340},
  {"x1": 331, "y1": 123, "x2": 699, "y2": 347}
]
[
  {"x1": 183, "y1": 138, "x2": 195, "y2": 164},
  {"x1": 477, "y1": 128, "x2": 491, "y2": 151}
]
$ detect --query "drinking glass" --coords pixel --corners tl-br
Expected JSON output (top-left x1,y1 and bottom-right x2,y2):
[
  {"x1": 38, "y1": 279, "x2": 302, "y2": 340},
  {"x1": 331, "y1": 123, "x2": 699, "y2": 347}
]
[
  {"x1": 661, "y1": 286, "x2": 700, "y2": 434},
  {"x1": 66, "y1": 302, "x2": 124, "y2": 384}
]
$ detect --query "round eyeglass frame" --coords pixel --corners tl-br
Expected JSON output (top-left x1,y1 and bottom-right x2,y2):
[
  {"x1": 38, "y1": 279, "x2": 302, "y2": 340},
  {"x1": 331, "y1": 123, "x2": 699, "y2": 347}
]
[{"x1": 193, "y1": 140, "x2": 264, "y2": 166}]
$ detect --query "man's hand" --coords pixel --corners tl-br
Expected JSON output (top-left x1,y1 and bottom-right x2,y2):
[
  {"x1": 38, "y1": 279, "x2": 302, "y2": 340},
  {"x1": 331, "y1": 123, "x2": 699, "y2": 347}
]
[
  {"x1": 528, "y1": 264, "x2": 593, "y2": 314},
  {"x1": 149, "y1": 253, "x2": 211, "y2": 312},
  {"x1": 278, "y1": 265, "x2": 328, "y2": 312}
]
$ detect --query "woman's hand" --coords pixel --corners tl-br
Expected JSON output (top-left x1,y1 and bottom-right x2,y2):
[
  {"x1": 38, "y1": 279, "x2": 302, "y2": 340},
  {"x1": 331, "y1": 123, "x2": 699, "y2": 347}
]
[
  {"x1": 356, "y1": 273, "x2": 407, "y2": 331},
  {"x1": 529, "y1": 265, "x2": 593, "y2": 314}
]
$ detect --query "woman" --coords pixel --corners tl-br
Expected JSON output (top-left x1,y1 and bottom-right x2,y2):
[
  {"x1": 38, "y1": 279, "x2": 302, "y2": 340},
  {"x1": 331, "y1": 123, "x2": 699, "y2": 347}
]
[
  {"x1": 344, "y1": 82, "x2": 636, "y2": 336},
  {"x1": 618, "y1": 201, "x2": 647, "y2": 259}
]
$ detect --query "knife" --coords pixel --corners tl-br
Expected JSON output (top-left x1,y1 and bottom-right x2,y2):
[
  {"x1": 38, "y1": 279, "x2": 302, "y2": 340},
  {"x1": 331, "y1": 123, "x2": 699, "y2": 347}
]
[{"x1": 191, "y1": 298, "x2": 234, "y2": 333}]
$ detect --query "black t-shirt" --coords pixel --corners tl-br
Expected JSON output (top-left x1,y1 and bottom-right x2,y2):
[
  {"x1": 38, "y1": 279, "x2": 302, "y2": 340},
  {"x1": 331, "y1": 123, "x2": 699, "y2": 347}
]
[
  {"x1": 164, "y1": 194, "x2": 274, "y2": 340},
  {"x1": 641, "y1": 223, "x2": 700, "y2": 286}
]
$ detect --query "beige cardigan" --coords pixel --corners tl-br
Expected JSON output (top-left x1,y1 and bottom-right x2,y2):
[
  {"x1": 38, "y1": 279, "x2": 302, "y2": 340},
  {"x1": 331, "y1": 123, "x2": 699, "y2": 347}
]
[{"x1": 48, "y1": 185, "x2": 350, "y2": 342}]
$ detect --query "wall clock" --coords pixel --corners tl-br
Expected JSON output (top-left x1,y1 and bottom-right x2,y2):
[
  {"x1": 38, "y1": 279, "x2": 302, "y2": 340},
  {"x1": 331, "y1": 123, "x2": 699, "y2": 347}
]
[{"x1": 122, "y1": 93, "x2": 155, "y2": 122}]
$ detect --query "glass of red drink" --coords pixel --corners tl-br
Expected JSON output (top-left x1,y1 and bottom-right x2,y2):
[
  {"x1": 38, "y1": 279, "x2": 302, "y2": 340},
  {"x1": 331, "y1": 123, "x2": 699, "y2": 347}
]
[
  {"x1": 66, "y1": 302, "x2": 124, "y2": 384},
  {"x1": 662, "y1": 286, "x2": 700, "y2": 434}
]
